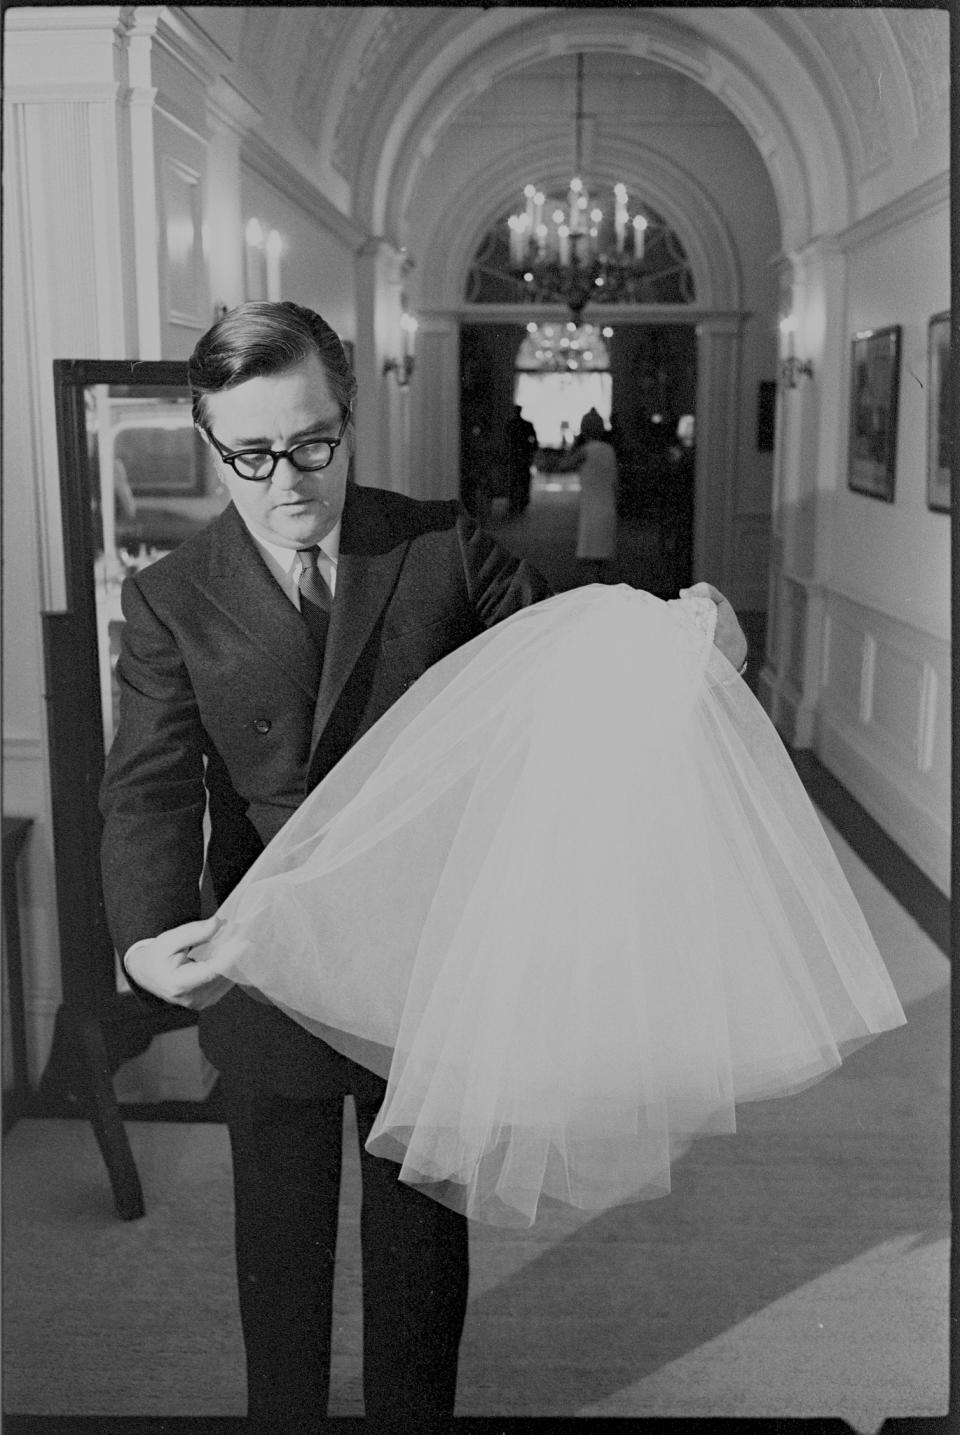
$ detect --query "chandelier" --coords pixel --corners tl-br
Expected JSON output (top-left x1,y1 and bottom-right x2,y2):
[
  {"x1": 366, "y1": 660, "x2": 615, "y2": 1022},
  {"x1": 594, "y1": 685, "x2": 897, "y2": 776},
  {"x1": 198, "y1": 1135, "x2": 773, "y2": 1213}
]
[
  {"x1": 506, "y1": 54, "x2": 652, "y2": 318},
  {"x1": 516, "y1": 321, "x2": 612, "y2": 374}
]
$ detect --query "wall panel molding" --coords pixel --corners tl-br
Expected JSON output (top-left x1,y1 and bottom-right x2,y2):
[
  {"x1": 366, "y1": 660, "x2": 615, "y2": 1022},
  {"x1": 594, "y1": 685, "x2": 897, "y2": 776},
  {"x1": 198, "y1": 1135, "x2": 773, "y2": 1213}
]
[
  {"x1": 159, "y1": 154, "x2": 206, "y2": 329},
  {"x1": 817, "y1": 585, "x2": 950, "y2": 892}
]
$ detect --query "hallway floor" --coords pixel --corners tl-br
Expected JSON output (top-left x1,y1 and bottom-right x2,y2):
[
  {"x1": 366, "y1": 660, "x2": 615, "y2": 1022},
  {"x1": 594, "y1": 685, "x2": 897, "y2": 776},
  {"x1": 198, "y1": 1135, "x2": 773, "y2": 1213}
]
[
  {"x1": 486, "y1": 471, "x2": 765, "y2": 686},
  {"x1": 486, "y1": 470, "x2": 687, "y2": 598}
]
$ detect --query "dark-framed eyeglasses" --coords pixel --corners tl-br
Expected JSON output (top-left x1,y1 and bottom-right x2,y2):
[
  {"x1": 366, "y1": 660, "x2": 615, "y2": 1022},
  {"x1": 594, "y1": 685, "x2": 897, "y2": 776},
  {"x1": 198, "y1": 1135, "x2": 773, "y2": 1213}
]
[{"x1": 205, "y1": 408, "x2": 351, "y2": 481}]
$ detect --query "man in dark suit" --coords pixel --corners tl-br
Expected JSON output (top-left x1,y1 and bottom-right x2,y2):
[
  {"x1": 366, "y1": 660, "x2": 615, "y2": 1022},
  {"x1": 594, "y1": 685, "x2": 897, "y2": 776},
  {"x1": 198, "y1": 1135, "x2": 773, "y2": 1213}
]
[
  {"x1": 505, "y1": 403, "x2": 538, "y2": 514},
  {"x1": 101, "y1": 301, "x2": 747, "y2": 1428}
]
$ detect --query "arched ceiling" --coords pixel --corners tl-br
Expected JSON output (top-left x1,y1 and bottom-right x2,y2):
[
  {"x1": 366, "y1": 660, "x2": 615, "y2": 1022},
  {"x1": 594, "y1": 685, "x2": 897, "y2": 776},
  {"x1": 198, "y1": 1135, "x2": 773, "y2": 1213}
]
[{"x1": 207, "y1": 6, "x2": 948, "y2": 262}]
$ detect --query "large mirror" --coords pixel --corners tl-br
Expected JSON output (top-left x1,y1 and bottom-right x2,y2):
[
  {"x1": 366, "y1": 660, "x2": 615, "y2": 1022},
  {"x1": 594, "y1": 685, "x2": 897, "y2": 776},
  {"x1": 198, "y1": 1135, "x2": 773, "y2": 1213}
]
[
  {"x1": 76, "y1": 365, "x2": 228, "y2": 749},
  {"x1": 42, "y1": 360, "x2": 228, "y2": 1217}
]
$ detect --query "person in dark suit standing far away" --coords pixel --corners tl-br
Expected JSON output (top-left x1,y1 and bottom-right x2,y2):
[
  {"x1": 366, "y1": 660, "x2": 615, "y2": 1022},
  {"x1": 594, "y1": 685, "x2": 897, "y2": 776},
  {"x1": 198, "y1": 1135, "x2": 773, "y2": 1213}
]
[
  {"x1": 100, "y1": 300, "x2": 748, "y2": 1429},
  {"x1": 505, "y1": 402, "x2": 538, "y2": 515}
]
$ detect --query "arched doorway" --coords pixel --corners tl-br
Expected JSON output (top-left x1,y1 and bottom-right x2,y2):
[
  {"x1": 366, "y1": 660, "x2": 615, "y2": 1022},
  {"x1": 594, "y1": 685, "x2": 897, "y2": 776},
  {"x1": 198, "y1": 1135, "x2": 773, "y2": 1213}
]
[{"x1": 459, "y1": 316, "x2": 697, "y2": 595}]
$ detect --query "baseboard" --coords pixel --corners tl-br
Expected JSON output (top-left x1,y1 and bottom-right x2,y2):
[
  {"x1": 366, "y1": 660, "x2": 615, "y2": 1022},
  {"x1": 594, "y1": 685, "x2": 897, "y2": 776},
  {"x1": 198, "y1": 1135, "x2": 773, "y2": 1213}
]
[{"x1": 791, "y1": 749, "x2": 950, "y2": 956}]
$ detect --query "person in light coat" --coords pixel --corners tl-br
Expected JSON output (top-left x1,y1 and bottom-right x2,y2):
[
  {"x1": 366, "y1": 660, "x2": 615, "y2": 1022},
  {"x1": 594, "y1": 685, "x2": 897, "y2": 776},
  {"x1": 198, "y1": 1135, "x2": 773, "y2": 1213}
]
[{"x1": 560, "y1": 407, "x2": 618, "y2": 582}]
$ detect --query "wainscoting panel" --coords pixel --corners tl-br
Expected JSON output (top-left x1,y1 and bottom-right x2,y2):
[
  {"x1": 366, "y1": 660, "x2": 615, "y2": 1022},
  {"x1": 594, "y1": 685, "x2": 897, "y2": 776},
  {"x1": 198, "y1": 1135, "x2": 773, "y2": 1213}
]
[
  {"x1": 817, "y1": 588, "x2": 950, "y2": 894},
  {"x1": 784, "y1": 579, "x2": 807, "y2": 693},
  {"x1": 822, "y1": 609, "x2": 868, "y2": 722},
  {"x1": 870, "y1": 639, "x2": 926, "y2": 761},
  {"x1": 159, "y1": 154, "x2": 206, "y2": 329}
]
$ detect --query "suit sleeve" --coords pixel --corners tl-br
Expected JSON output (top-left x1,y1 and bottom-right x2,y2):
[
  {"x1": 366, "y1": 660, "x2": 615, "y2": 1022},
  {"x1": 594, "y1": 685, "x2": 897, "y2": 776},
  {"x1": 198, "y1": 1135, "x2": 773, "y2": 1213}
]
[
  {"x1": 454, "y1": 506, "x2": 553, "y2": 624},
  {"x1": 99, "y1": 574, "x2": 208, "y2": 962}
]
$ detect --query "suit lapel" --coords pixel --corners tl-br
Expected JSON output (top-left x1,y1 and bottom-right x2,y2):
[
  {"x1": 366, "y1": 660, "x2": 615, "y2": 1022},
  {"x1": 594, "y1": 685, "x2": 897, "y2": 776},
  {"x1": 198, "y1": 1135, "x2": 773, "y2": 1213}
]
[
  {"x1": 203, "y1": 504, "x2": 320, "y2": 698},
  {"x1": 309, "y1": 483, "x2": 408, "y2": 753}
]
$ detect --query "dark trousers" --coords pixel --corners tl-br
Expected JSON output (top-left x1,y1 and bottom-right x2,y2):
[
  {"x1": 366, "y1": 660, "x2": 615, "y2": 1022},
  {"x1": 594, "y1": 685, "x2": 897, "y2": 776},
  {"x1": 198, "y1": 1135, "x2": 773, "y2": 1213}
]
[{"x1": 222, "y1": 1078, "x2": 470, "y2": 1430}]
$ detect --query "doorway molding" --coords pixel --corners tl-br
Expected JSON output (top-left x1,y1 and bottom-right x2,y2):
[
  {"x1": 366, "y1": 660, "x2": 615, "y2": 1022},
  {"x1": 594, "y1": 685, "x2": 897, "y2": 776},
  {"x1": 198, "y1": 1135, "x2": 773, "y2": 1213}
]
[
  {"x1": 414, "y1": 302, "x2": 747, "y2": 593},
  {"x1": 411, "y1": 145, "x2": 751, "y2": 595}
]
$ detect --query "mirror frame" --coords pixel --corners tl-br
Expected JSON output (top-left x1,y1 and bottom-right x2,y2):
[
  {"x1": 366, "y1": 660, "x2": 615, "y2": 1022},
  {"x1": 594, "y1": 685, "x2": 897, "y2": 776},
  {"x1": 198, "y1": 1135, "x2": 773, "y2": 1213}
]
[{"x1": 42, "y1": 359, "x2": 208, "y2": 1218}]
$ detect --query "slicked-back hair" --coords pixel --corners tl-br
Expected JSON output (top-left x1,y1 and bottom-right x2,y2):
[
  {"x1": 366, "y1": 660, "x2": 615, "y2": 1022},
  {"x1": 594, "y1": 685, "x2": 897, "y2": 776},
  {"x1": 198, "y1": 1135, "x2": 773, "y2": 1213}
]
[{"x1": 188, "y1": 301, "x2": 358, "y2": 428}]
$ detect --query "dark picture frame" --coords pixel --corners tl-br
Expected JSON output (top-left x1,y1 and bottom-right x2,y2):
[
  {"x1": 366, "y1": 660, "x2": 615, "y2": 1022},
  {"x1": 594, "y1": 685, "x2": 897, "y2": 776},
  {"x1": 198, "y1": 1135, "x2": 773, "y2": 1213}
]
[
  {"x1": 847, "y1": 325, "x2": 901, "y2": 502},
  {"x1": 927, "y1": 311, "x2": 951, "y2": 512}
]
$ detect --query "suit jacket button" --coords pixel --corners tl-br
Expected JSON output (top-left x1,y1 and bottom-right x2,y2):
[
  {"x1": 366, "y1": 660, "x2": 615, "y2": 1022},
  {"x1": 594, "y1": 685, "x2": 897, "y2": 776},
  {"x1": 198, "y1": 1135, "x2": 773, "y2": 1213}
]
[{"x1": 253, "y1": 718, "x2": 271, "y2": 734}]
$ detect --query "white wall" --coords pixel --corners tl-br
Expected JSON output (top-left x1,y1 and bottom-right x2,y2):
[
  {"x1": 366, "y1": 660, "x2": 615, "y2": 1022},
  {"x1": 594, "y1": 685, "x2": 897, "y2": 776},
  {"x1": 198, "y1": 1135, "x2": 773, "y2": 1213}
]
[
  {"x1": 815, "y1": 196, "x2": 950, "y2": 891},
  {"x1": 3, "y1": 8, "x2": 145, "y2": 1083},
  {"x1": 763, "y1": 179, "x2": 950, "y2": 894},
  {"x1": 1, "y1": 10, "x2": 368, "y2": 1092},
  {"x1": 831, "y1": 205, "x2": 950, "y2": 636}
]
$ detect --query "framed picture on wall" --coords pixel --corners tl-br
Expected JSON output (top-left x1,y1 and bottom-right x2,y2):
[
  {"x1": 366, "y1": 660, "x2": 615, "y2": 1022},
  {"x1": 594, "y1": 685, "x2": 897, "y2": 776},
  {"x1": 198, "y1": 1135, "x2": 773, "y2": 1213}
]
[
  {"x1": 847, "y1": 325, "x2": 901, "y2": 502},
  {"x1": 927, "y1": 311, "x2": 951, "y2": 512}
]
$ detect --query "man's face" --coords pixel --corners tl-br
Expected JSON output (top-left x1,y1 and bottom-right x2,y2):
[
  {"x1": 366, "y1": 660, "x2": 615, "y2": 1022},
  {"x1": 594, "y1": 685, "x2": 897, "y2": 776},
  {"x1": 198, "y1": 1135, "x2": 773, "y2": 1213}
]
[{"x1": 203, "y1": 353, "x2": 352, "y2": 549}]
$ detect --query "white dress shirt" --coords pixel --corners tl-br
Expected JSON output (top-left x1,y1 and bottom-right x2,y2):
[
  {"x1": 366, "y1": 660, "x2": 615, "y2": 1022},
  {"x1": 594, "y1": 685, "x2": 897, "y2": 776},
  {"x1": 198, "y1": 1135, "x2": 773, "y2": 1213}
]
[{"x1": 243, "y1": 519, "x2": 340, "y2": 603}]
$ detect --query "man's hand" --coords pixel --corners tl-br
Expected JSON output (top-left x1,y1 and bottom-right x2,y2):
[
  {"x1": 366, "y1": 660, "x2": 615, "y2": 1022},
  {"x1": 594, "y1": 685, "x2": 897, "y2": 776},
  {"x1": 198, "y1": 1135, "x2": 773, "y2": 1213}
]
[
  {"x1": 123, "y1": 916, "x2": 232, "y2": 1010},
  {"x1": 680, "y1": 582, "x2": 748, "y2": 672}
]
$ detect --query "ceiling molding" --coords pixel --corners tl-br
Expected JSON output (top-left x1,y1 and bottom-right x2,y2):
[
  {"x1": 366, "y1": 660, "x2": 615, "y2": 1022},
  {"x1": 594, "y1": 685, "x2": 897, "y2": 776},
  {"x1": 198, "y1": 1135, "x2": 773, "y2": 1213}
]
[
  {"x1": 239, "y1": 132, "x2": 368, "y2": 252},
  {"x1": 836, "y1": 170, "x2": 949, "y2": 253},
  {"x1": 369, "y1": 11, "x2": 834, "y2": 258}
]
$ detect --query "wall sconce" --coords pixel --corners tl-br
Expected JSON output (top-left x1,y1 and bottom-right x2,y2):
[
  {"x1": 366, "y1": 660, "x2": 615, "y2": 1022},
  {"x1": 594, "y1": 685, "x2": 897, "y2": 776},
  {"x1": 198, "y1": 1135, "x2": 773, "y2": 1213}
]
[
  {"x1": 780, "y1": 355, "x2": 814, "y2": 387},
  {"x1": 778, "y1": 315, "x2": 813, "y2": 388},
  {"x1": 383, "y1": 312, "x2": 419, "y2": 387},
  {"x1": 244, "y1": 217, "x2": 265, "y2": 300}
]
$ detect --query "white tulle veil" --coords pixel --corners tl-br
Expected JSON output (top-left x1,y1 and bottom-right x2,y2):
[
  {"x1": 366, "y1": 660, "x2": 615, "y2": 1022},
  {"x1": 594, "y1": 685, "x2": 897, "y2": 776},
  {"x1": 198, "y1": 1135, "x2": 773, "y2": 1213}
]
[{"x1": 197, "y1": 585, "x2": 905, "y2": 1226}]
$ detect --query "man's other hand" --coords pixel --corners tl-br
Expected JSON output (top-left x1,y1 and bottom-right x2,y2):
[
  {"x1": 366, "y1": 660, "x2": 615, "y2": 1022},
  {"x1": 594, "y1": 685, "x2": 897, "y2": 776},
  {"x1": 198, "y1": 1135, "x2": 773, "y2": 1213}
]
[
  {"x1": 680, "y1": 582, "x2": 748, "y2": 672},
  {"x1": 123, "y1": 916, "x2": 232, "y2": 1009}
]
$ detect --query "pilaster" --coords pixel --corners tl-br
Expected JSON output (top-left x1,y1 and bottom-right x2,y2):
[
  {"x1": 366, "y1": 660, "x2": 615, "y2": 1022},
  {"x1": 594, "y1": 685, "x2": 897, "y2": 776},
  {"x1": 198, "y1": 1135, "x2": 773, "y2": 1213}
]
[
  {"x1": 692, "y1": 314, "x2": 743, "y2": 593},
  {"x1": 409, "y1": 316, "x2": 460, "y2": 501},
  {"x1": 762, "y1": 240, "x2": 848, "y2": 747}
]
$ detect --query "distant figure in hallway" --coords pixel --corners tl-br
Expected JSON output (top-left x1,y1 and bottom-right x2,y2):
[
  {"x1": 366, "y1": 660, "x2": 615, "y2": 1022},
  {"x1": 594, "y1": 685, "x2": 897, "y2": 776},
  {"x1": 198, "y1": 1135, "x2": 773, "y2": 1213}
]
[
  {"x1": 558, "y1": 408, "x2": 618, "y2": 583},
  {"x1": 505, "y1": 405, "x2": 538, "y2": 515}
]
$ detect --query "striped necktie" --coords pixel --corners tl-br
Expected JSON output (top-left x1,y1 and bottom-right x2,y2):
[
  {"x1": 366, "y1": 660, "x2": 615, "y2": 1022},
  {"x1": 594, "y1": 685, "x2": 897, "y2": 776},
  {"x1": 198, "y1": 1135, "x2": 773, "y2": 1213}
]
[{"x1": 296, "y1": 546, "x2": 332, "y2": 647}]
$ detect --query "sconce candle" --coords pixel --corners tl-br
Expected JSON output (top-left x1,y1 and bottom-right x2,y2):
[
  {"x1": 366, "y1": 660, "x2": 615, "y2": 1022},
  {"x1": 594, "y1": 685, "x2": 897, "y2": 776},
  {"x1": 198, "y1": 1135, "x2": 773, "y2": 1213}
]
[
  {"x1": 265, "y1": 230, "x2": 283, "y2": 303},
  {"x1": 244, "y1": 218, "x2": 266, "y2": 300},
  {"x1": 633, "y1": 214, "x2": 647, "y2": 260},
  {"x1": 400, "y1": 311, "x2": 418, "y2": 359}
]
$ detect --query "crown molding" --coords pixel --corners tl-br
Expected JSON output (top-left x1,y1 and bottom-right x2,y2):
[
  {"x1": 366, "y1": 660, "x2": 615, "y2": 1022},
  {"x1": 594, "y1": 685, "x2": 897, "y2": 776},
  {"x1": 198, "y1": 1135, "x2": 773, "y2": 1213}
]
[
  {"x1": 240, "y1": 132, "x2": 368, "y2": 252},
  {"x1": 5, "y1": 6, "x2": 130, "y2": 33},
  {"x1": 837, "y1": 171, "x2": 949, "y2": 252}
]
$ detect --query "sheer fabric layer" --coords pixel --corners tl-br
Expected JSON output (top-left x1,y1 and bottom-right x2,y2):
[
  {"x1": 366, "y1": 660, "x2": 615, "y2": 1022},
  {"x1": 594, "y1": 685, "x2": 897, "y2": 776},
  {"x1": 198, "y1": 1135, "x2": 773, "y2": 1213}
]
[{"x1": 202, "y1": 586, "x2": 905, "y2": 1227}]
